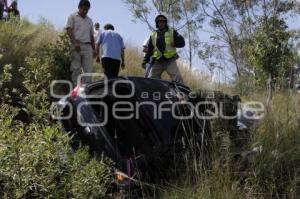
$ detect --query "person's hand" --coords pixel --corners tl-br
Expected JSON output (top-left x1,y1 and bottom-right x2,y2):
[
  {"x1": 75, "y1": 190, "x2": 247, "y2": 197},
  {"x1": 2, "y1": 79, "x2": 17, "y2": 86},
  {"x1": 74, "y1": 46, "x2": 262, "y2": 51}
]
[
  {"x1": 96, "y1": 56, "x2": 100, "y2": 63},
  {"x1": 93, "y1": 50, "x2": 97, "y2": 58},
  {"x1": 141, "y1": 62, "x2": 146, "y2": 69},
  {"x1": 74, "y1": 41, "x2": 81, "y2": 51}
]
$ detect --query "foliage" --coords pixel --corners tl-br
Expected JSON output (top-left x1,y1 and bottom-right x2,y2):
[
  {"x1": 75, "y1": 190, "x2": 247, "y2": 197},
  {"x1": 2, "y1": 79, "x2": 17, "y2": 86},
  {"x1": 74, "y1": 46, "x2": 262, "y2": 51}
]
[
  {"x1": 0, "y1": 21, "x2": 111, "y2": 198},
  {"x1": 0, "y1": 19, "x2": 57, "y2": 91},
  {"x1": 43, "y1": 33, "x2": 72, "y2": 83},
  {"x1": 243, "y1": 16, "x2": 297, "y2": 88},
  {"x1": 162, "y1": 93, "x2": 300, "y2": 199},
  {"x1": 247, "y1": 94, "x2": 300, "y2": 198},
  {"x1": 0, "y1": 108, "x2": 111, "y2": 199},
  {"x1": 233, "y1": 75, "x2": 257, "y2": 96},
  {"x1": 198, "y1": 0, "x2": 298, "y2": 82}
]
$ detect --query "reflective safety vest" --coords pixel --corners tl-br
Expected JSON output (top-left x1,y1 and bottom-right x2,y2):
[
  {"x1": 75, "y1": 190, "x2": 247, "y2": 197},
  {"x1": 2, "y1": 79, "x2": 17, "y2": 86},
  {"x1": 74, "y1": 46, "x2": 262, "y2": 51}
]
[{"x1": 151, "y1": 29, "x2": 177, "y2": 59}]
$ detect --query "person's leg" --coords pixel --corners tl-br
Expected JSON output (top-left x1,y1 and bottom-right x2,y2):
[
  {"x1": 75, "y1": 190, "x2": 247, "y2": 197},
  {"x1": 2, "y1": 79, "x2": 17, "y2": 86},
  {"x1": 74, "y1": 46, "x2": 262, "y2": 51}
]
[
  {"x1": 70, "y1": 47, "x2": 82, "y2": 85},
  {"x1": 149, "y1": 62, "x2": 164, "y2": 79},
  {"x1": 0, "y1": 4, "x2": 4, "y2": 20},
  {"x1": 165, "y1": 60, "x2": 184, "y2": 84},
  {"x1": 145, "y1": 63, "x2": 152, "y2": 78},
  {"x1": 81, "y1": 44, "x2": 93, "y2": 83},
  {"x1": 102, "y1": 57, "x2": 113, "y2": 79},
  {"x1": 102, "y1": 58, "x2": 120, "y2": 78},
  {"x1": 111, "y1": 59, "x2": 120, "y2": 78}
]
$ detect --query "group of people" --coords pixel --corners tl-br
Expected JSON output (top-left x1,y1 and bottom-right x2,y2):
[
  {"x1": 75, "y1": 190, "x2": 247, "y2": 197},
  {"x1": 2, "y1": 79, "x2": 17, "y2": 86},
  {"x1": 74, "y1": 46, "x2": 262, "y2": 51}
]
[
  {"x1": 0, "y1": 0, "x2": 20, "y2": 21},
  {"x1": 66, "y1": 0, "x2": 185, "y2": 85}
]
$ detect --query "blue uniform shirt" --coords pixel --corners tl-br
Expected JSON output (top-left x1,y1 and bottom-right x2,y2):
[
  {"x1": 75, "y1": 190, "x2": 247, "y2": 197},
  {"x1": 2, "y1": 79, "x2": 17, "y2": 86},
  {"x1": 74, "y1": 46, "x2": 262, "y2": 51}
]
[{"x1": 96, "y1": 30, "x2": 125, "y2": 61}]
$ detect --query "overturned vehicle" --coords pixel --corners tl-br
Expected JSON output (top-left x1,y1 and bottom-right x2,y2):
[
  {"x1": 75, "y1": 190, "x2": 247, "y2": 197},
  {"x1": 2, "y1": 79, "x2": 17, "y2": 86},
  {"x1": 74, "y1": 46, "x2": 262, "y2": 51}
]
[{"x1": 54, "y1": 76, "x2": 240, "y2": 185}]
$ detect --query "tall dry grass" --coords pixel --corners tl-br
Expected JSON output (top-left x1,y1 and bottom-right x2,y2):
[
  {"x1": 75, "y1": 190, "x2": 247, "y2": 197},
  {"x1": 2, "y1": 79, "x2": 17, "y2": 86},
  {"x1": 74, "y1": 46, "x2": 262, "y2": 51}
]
[
  {"x1": 161, "y1": 92, "x2": 300, "y2": 199},
  {"x1": 3, "y1": 19, "x2": 299, "y2": 199},
  {"x1": 118, "y1": 45, "x2": 211, "y2": 89}
]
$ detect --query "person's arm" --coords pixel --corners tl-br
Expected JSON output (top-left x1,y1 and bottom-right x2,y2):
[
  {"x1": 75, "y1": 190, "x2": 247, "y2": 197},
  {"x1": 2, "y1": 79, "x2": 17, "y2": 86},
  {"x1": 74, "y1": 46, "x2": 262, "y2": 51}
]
[
  {"x1": 173, "y1": 30, "x2": 185, "y2": 48},
  {"x1": 66, "y1": 27, "x2": 80, "y2": 51},
  {"x1": 143, "y1": 36, "x2": 154, "y2": 65},
  {"x1": 90, "y1": 34, "x2": 96, "y2": 56},
  {"x1": 66, "y1": 28, "x2": 74, "y2": 42},
  {"x1": 90, "y1": 24, "x2": 96, "y2": 56},
  {"x1": 66, "y1": 15, "x2": 80, "y2": 51},
  {"x1": 95, "y1": 33, "x2": 103, "y2": 63},
  {"x1": 120, "y1": 36, "x2": 125, "y2": 68},
  {"x1": 121, "y1": 48, "x2": 125, "y2": 69},
  {"x1": 66, "y1": 15, "x2": 75, "y2": 42},
  {"x1": 4, "y1": 0, "x2": 8, "y2": 9}
]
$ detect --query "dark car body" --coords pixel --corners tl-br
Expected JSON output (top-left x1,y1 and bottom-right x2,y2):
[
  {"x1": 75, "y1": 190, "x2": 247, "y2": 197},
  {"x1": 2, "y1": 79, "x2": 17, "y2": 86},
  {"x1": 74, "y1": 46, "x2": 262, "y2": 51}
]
[{"x1": 56, "y1": 77, "x2": 238, "y2": 182}]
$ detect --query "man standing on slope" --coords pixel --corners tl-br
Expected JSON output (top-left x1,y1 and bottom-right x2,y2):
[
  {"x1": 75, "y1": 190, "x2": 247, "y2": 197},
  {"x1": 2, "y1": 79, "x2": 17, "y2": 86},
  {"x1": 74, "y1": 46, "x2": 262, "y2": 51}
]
[
  {"x1": 94, "y1": 22, "x2": 102, "y2": 58},
  {"x1": 96, "y1": 24, "x2": 125, "y2": 78},
  {"x1": 7, "y1": 1, "x2": 20, "y2": 20},
  {"x1": 0, "y1": 0, "x2": 8, "y2": 20},
  {"x1": 142, "y1": 14, "x2": 185, "y2": 84},
  {"x1": 66, "y1": 0, "x2": 95, "y2": 85},
  {"x1": 94, "y1": 22, "x2": 101, "y2": 42}
]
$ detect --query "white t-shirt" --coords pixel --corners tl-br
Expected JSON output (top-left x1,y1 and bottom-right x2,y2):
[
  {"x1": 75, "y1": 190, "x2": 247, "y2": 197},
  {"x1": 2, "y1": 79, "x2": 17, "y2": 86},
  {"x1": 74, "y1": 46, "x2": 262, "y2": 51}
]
[
  {"x1": 66, "y1": 12, "x2": 93, "y2": 43},
  {"x1": 94, "y1": 30, "x2": 101, "y2": 42}
]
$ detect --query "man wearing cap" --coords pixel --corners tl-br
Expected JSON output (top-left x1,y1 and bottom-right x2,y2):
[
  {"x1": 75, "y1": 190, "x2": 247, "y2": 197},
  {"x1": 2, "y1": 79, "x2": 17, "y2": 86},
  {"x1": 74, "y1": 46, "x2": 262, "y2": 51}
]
[
  {"x1": 142, "y1": 14, "x2": 185, "y2": 84},
  {"x1": 0, "y1": 0, "x2": 8, "y2": 20},
  {"x1": 7, "y1": 1, "x2": 20, "y2": 20},
  {"x1": 66, "y1": 0, "x2": 95, "y2": 85},
  {"x1": 94, "y1": 22, "x2": 101, "y2": 42}
]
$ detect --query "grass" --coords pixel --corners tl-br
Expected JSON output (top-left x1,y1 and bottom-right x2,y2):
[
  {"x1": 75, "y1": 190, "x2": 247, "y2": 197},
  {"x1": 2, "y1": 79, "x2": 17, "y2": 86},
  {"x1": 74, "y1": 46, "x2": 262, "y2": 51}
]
[
  {"x1": 160, "y1": 92, "x2": 300, "y2": 199},
  {"x1": 1, "y1": 19, "x2": 299, "y2": 198}
]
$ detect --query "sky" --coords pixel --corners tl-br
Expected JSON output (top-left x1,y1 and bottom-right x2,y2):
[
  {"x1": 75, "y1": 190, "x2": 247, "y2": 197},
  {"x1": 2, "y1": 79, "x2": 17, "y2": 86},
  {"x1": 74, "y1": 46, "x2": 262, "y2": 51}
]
[
  {"x1": 13, "y1": 0, "x2": 300, "y2": 80},
  {"x1": 18, "y1": 0, "x2": 151, "y2": 46}
]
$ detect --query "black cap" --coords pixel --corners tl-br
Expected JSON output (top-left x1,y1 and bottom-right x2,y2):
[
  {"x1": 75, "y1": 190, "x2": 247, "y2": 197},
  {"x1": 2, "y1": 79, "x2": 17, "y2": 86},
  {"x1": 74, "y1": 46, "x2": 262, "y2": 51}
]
[{"x1": 155, "y1": 14, "x2": 168, "y2": 24}]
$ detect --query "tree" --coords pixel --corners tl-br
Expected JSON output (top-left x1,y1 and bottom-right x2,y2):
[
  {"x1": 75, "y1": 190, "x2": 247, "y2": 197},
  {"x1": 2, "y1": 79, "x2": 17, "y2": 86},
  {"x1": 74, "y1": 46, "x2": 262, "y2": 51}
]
[
  {"x1": 198, "y1": 0, "x2": 298, "y2": 83},
  {"x1": 243, "y1": 16, "x2": 297, "y2": 99}
]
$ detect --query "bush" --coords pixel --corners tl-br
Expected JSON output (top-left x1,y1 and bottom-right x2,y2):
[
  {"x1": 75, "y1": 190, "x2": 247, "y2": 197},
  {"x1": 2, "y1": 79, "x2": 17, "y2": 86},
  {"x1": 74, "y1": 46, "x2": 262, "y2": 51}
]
[
  {"x1": 234, "y1": 75, "x2": 257, "y2": 96},
  {"x1": 0, "y1": 34, "x2": 112, "y2": 198},
  {"x1": 43, "y1": 32, "x2": 72, "y2": 83},
  {"x1": 0, "y1": 20, "x2": 57, "y2": 91},
  {"x1": 0, "y1": 106, "x2": 111, "y2": 199}
]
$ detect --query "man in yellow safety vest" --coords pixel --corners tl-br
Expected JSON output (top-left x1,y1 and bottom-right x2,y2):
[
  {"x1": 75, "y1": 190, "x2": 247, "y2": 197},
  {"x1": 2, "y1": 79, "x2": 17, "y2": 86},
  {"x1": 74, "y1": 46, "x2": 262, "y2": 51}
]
[{"x1": 142, "y1": 14, "x2": 185, "y2": 84}]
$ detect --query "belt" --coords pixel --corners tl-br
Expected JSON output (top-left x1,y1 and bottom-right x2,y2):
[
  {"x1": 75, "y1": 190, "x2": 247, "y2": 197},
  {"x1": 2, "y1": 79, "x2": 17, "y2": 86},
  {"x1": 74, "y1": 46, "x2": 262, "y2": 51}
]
[{"x1": 75, "y1": 42, "x2": 91, "y2": 45}]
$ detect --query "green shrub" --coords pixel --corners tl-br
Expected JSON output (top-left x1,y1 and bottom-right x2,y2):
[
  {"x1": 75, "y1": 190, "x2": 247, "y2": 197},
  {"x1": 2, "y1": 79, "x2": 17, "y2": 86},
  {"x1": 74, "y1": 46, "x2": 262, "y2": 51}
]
[
  {"x1": 0, "y1": 106, "x2": 111, "y2": 199},
  {"x1": 234, "y1": 75, "x2": 257, "y2": 96},
  {"x1": 43, "y1": 32, "x2": 72, "y2": 83},
  {"x1": 0, "y1": 38, "x2": 112, "y2": 198},
  {"x1": 0, "y1": 20, "x2": 57, "y2": 91}
]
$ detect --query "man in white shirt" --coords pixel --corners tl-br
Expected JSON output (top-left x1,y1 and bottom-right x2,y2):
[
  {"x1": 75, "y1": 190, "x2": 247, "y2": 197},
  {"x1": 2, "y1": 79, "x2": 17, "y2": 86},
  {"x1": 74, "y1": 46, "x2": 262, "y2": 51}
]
[
  {"x1": 94, "y1": 22, "x2": 101, "y2": 41},
  {"x1": 66, "y1": 0, "x2": 95, "y2": 85},
  {"x1": 94, "y1": 22, "x2": 102, "y2": 58},
  {"x1": 0, "y1": 0, "x2": 8, "y2": 20}
]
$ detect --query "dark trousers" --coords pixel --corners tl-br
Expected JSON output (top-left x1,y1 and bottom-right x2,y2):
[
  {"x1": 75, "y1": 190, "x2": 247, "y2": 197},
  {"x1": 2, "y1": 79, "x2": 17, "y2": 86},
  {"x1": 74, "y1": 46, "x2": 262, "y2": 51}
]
[
  {"x1": 0, "y1": 4, "x2": 4, "y2": 20},
  {"x1": 101, "y1": 57, "x2": 121, "y2": 79}
]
